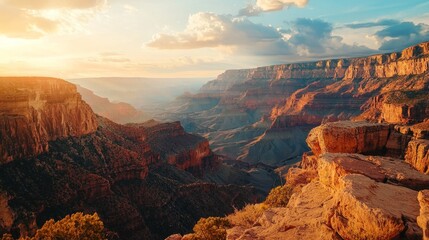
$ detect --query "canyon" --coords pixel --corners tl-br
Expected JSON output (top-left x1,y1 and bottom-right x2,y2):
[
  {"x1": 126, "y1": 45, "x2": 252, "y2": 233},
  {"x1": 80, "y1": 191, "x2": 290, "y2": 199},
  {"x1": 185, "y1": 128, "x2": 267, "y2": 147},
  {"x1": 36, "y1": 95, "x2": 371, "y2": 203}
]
[
  {"x1": 0, "y1": 78, "x2": 259, "y2": 240},
  {"x1": 0, "y1": 41, "x2": 428, "y2": 240},
  {"x1": 160, "y1": 41, "x2": 429, "y2": 168},
  {"x1": 216, "y1": 119, "x2": 429, "y2": 239},
  {"x1": 161, "y1": 41, "x2": 429, "y2": 239}
]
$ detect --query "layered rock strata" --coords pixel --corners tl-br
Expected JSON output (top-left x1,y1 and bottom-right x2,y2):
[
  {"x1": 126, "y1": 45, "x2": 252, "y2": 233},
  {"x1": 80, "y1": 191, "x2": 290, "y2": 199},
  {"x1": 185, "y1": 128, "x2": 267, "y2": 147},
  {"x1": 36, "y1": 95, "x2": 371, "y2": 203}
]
[
  {"x1": 194, "y1": 120, "x2": 429, "y2": 240},
  {"x1": 161, "y1": 41, "x2": 429, "y2": 167},
  {"x1": 0, "y1": 77, "x2": 258, "y2": 240},
  {"x1": 0, "y1": 77, "x2": 98, "y2": 164}
]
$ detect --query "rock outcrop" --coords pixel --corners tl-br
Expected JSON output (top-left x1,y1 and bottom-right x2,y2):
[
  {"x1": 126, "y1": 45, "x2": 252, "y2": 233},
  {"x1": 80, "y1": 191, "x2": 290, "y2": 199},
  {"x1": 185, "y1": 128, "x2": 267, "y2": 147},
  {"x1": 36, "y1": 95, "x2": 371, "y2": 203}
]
[
  {"x1": 0, "y1": 77, "x2": 98, "y2": 164},
  {"x1": 131, "y1": 121, "x2": 218, "y2": 176},
  {"x1": 406, "y1": 139, "x2": 429, "y2": 174},
  {"x1": 418, "y1": 190, "x2": 429, "y2": 240},
  {"x1": 306, "y1": 121, "x2": 391, "y2": 156},
  {"x1": 185, "y1": 121, "x2": 429, "y2": 240}
]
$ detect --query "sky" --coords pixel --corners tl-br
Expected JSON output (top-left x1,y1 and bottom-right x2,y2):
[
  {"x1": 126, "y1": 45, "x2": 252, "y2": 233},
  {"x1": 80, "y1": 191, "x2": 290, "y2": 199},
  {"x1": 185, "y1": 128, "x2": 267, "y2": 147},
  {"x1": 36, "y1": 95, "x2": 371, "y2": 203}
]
[{"x1": 0, "y1": 0, "x2": 428, "y2": 79}]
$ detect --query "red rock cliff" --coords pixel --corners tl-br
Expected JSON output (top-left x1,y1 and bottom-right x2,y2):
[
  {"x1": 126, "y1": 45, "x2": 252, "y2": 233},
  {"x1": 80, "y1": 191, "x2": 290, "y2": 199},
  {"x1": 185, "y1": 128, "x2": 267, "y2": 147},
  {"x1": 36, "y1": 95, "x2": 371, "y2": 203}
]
[
  {"x1": 213, "y1": 121, "x2": 429, "y2": 240},
  {"x1": 162, "y1": 41, "x2": 429, "y2": 167},
  {"x1": 132, "y1": 121, "x2": 217, "y2": 175},
  {"x1": 0, "y1": 77, "x2": 98, "y2": 164}
]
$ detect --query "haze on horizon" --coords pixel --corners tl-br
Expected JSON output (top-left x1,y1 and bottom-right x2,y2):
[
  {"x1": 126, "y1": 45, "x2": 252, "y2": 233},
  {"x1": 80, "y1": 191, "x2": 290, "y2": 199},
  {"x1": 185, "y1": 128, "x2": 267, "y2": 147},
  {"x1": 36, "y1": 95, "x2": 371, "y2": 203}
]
[{"x1": 0, "y1": 0, "x2": 428, "y2": 79}]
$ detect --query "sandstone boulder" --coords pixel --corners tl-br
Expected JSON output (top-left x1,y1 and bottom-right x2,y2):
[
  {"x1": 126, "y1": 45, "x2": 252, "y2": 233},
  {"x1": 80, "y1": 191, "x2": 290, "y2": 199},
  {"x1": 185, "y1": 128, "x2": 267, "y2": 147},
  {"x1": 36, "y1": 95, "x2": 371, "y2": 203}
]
[
  {"x1": 331, "y1": 174, "x2": 420, "y2": 239},
  {"x1": 406, "y1": 140, "x2": 429, "y2": 174},
  {"x1": 307, "y1": 121, "x2": 390, "y2": 156}
]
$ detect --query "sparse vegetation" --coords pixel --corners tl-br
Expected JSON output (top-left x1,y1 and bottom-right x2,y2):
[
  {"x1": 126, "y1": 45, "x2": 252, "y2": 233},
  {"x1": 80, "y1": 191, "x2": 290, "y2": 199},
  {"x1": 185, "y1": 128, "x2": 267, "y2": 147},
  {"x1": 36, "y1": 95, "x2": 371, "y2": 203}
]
[
  {"x1": 264, "y1": 184, "x2": 293, "y2": 207},
  {"x1": 227, "y1": 204, "x2": 267, "y2": 228},
  {"x1": 184, "y1": 184, "x2": 294, "y2": 239},
  {"x1": 384, "y1": 90, "x2": 428, "y2": 104},
  {"x1": 187, "y1": 217, "x2": 231, "y2": 240},
  {"x1": 2, "y1": 212, "x2": 105, "y2": 240}
]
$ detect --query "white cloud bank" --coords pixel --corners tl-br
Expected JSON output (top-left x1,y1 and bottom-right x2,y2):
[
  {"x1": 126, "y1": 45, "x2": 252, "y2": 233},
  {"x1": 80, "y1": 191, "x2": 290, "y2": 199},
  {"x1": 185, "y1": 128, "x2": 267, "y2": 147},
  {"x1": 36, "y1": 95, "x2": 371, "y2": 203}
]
[{"x1": 147, "y1": 12, "x2": 373, "y2": 59}]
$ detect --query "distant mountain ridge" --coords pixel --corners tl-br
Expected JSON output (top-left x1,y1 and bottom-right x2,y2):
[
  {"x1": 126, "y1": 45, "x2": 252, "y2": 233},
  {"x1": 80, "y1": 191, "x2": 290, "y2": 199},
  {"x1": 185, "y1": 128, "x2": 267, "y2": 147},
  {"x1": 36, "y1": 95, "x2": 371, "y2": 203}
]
[
  {"x1": 68, "y1": 77, "x2": 210, "y2": 110},
  {"x1": 76, "y1": 84, "x2": 151, "y2": 124}
]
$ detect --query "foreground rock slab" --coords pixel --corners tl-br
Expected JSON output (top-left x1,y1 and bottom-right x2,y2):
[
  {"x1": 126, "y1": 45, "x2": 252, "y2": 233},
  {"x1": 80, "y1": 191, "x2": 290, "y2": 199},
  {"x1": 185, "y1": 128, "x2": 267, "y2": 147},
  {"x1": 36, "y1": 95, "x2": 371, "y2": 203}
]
[
  {"x1": 318, "y1": 153, "x2": 429, "y2": 190},
  {"x1": 306, "y1": 121, "x2": 390, "y2": 156}
]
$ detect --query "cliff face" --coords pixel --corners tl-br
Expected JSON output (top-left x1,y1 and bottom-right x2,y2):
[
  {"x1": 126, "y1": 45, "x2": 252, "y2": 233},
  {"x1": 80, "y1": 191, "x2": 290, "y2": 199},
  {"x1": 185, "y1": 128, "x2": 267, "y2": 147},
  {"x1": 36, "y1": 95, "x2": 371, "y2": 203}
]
[
  {"x1": 161, "y1": 41, "x2": 429, "y2": 167},
  {"x1": 131, "y1": 121, "x2": 218, "y2": 176},
  {"x1": 0, "y1": 77, "x2": 98, "y2": 164},
  {"x1": 0, "y1": 78, "x2": 259, "y2": 240},
  {"x1": 189, "y1": 120, "x2": 429, "y2": 240},
  {"x1": 76, "y1": 85, "x2": 150, "y2": 124},
  {"x1": 199, "y1": 69, "x2": 251, "y2": 94}
]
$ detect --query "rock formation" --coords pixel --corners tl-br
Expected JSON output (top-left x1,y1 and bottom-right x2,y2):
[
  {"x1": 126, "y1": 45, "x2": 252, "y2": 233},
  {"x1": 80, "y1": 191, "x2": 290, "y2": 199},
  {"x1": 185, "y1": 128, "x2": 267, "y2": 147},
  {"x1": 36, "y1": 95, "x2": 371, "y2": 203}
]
[
  {"x1": 160, "y1": 41, "x2": 429, "y2": 167},
  {"x1": 0, "y1": 77, "x2": 98, "y2": 164},
  {"x1": 178, "y1": 120, "x2": 429, "y2": 240},
  {"x1": 306, "y1": 121, "x2": 391, "y2": 156},
  {"x1": 406, "y1": 139, "x2": 429, "y2": 174},
  {"x1": 129, "y1": 121, "x2": 218, "y2": 176},
  {"x1": 0, "y1": 77, "x2": 259, "y2": 240},
  {"x1": 418, "y1": 190, "x2": 429, "y2": 240}
]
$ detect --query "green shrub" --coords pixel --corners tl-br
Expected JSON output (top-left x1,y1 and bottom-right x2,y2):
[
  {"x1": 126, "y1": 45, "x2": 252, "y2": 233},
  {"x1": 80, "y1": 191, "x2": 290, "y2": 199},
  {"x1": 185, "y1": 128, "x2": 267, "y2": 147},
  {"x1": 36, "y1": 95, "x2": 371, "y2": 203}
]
[
  {"x1": 264, "y1": 185, "x2": 292, "y2": 207},
  {"x1": 191, "y1": 217, "x2": 231, "y2": 240}
]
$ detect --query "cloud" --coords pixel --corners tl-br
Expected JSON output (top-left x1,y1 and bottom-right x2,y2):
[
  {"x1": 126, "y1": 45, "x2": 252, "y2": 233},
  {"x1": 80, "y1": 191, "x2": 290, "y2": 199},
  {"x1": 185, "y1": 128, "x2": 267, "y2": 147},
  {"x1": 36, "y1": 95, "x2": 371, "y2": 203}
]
[
  {"x1": 289, "y1": 18, "x2": 374, "y2": 57},
  {"x1": 345, "y1": 19, "x2": 399, "y2": 29},
  {"x1": 147, "y1": 12, "x2": 288, "y2": 52},
  {"x1": 0, "y1": 5, "x2": 59, "y2": 38},
  {"x1": 375, "y1": 22, "x2": 423, "y2": 38},
  {"x1": 239, "y1": 0, "x2": 308, "y2": 16},
  {"x1": 147, "y1": 14, "x2": 373, "y2": 59},
  {"x1": 0, "y1": 0, "x2": 106, "y2": 38},
  {"x1": 289, "y1": 18, "x2": 333, "y2": 53},
  {"x1": 343, "y1": 19, "x2": 429, "y2": 51},
  {"x1": 375, "y1": 22, "x2": 429, "y2": 51}
]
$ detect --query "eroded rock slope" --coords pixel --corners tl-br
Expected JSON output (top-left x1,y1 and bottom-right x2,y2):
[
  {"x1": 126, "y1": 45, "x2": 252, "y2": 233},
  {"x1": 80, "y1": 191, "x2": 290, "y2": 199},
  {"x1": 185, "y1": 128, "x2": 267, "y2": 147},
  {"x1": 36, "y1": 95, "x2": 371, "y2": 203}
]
[
  {"x1": 0, "y1": 78, "x2": 259, "y2": 240},
  {"x1": 160, "y1": 41, "x2": 429, "y2": 167}
]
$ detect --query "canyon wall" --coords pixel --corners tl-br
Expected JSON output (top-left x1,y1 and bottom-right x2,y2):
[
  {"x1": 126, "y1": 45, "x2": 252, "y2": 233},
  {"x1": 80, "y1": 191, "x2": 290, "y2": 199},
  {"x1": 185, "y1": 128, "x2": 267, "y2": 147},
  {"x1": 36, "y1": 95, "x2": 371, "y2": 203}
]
[
  {"x1": 161, "y1": 41, "x2": 429, "y2": 166},
  {"x1": 0, "y1": 78, "x2": 259, "y2": 240},
  {"x1": 0, "y1": 77, "x2": 98, "y2": 164},
  {"x1": 175, "y1": 120, "x2": 429, "y2": 240}
]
